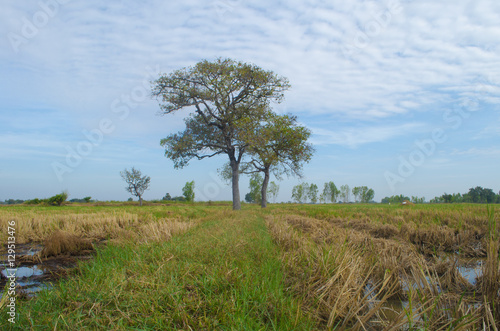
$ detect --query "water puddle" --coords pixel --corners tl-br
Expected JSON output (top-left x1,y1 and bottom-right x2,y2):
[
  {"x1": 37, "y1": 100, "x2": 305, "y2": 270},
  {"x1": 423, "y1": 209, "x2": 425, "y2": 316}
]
[
  {"x1": 457, "y1": 260, "x2": 483, "y2": 285},
  {"x1": 436, "y1": 254, "x2": 484, "y2": 285},
  {"x1": 1, "y1": 266, "x2": 44, "y2": 279},
  {"x1": 1, "y1": 243, "x2": 92, "y2": 299},
  {"x1": 365, "y1": 255, "x2": 485, "y2": 328}
]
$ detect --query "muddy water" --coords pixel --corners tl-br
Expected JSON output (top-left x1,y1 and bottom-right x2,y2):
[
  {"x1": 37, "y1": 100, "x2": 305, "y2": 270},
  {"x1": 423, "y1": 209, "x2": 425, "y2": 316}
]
[
  {"x1": 457, "y1": 259, "x2": 483, "y2": 285},
  {"x1": 0, "y1": 244, "x2": 92, "y2": 299},
  {"x1": 437, "y1": 254, "x2": 484, "y2": 285},
  {"x1": 366, "y1": 256, "x2": 485, "y2": 328}
]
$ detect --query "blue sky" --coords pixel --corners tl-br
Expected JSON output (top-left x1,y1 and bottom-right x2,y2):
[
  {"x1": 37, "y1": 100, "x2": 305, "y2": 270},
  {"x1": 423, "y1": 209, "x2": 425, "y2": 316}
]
[{"x1": 1, "y1": 0, "x2": 499, "y2": 202}]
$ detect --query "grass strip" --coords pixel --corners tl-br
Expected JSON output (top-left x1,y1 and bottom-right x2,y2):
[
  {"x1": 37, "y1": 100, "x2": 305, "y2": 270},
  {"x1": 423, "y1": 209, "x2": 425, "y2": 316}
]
[{"x1": 2, "y1": 208, "x2": 315, "y2": 330}]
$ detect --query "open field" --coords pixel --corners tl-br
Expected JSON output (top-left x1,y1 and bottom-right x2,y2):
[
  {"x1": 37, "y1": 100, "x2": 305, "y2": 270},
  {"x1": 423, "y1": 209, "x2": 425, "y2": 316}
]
[{"x1": 1, "y1": 203, "x2": 499, "y2": 329}]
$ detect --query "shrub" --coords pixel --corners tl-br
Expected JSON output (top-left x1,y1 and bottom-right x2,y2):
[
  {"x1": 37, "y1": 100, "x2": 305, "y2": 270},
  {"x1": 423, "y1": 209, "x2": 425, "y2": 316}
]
[
  {"x1": 24, "y1": 198, "x2": 42, "y2": 205},
  {"x1": 47, "y1": 192, "x2": 68, "y2": 206}
]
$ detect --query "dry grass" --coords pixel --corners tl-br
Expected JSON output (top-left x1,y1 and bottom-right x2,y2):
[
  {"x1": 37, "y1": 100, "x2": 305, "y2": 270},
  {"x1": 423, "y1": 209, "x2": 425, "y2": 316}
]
[
  {"x1": 266, "y1": 211, "x2": 490, "y2": 329},
  {"x1": 267, "y1": 215, "x2": 401, "y2": 329},
  {"x1": 135, "y1": 220, "x2": 194, "y2": 243},
  {"x1": 0, "y1": 207, "x2": 197, "y2": 245},
  {"x1": 0, "y1": 206, "x2": 198, "y2": 262},
  {"x1": 479, "y1": 237, "x2": 500, "y2": 326},
  {"x1": 0, "y1": 210, "x2": 146, "y2": 243},
  {"x1": 40, "y1": 230, "x2": 94, "y2": 258}
]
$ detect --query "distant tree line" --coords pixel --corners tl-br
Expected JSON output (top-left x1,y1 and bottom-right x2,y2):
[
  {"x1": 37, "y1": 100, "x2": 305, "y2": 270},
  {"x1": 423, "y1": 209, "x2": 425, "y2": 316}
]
[
  {"x1": 0, "y1": 195, "x2": 93, "y2": 206},
  {"x1": 21, "y1": 192, "x2": 69, "y2": 206},
  {"x1": 69, "y1": 197, "x2": 93, "y2": 203},
  {"x1": 291, "y1": 182, "x2": 374, "y2": 204},
  {"x1": 430, "y1": 186, "x2": 500, "y2": 204},
  {"x1": 382, "y1": 187, "x2": 500, "y2": 204},
  {"x1": 1, "y1": 199, "x2": 25, "y2": 205},
  {"x1": 381, "y1": 195, "x2": 425, "y2": 204}
]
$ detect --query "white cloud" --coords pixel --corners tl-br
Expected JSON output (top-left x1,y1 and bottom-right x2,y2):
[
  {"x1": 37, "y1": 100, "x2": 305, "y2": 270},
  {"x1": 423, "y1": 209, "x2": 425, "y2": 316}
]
[
  {"x1": 450, "y1": 147, "x2": 500, "y2": 157},
  {"x1": 310, "y1": 122, "x2": 424, "y2": 148}
]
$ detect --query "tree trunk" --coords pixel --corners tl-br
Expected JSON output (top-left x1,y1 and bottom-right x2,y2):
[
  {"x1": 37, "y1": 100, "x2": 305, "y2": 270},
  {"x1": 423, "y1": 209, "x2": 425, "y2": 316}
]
[
  {"x1": 139, "y1": 196, "x2": 143, "y2": 206},
  {"x1": 230, "y1": 160, "x2": 241, "y2": 210},
  {"x1": 261, "y1": 169, "x2": 270, "y2": 208}
]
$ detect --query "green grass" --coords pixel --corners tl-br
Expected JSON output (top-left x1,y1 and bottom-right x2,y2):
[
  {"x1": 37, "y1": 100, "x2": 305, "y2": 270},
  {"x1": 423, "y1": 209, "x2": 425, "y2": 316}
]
[{"x1": 2, "y1": 207, "x2": 315, "y2": 330}]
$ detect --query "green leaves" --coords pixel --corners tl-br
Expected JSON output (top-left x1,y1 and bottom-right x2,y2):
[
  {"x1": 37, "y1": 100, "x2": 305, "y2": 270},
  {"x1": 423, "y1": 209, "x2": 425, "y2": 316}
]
[
  {"x1": 152, "y1": 58, "x2": 290, "y2": 119},
  {"x1": 242, "y1": 112, "x2": 314, "y2": 179}
]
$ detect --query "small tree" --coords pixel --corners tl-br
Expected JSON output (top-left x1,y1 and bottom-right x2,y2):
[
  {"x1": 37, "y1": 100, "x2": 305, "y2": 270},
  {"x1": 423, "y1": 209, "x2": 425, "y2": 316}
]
[
  {"x1": 322, "y1": 181, "x2": 339, "y2": 203},
  {"x1": 267, "y1": 181, "x2": 280, "y2": 203},
  {"x1": 340, "y1": 184, "x2": 350, "y2": 203},
  {"x1": 291, "y1": 184, "x2": 304, "y2": 203},
  {"x1": 308, "y1": 184, "x2": 318, "y2": 204},
  {"x1": 360, "y1": 187, "x2": 375, "y2": 203},
  {"x1": 182, "y1": 181, "x2": 195, "y2": 202},
  {"x1": 244, "y1": 192, "x2": 255, "y2": 203},
  {"x1": 292, "y1": 183, "x2": 309, "y2": 204},
  {"x1": 47, "y1": 192, "x2": 68, "y2": 206},
  {"x1": 120, "y1": 167, "x2": 150, "y2": 206},
  {"x1": 352, "y1": 187, "x2": 362, "y2": 203},
  {"x1": 319, "y1": 192, "x2": 326, "y2": 204},
  {"x1": 248, "y1": 173, "x2": 263, "y2": 204},
  {"x1": 162, "y1": 193, "x2": 172, "y2": 201}
]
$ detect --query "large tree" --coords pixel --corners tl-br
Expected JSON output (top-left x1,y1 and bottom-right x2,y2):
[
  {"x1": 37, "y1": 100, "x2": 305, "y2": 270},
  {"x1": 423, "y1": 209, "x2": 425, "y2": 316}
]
[
  {"x1": 152, "y1": 58, "x2": 290, "y2": 210},
  {"x1": 239, "y1": 113, "x2": 314, "y2": 208}
]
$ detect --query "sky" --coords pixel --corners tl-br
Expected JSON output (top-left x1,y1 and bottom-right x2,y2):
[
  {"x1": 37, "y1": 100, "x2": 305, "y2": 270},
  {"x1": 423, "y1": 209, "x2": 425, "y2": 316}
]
[{"x1": 1, "y1": 0, "x2": 499, "y2": 203}]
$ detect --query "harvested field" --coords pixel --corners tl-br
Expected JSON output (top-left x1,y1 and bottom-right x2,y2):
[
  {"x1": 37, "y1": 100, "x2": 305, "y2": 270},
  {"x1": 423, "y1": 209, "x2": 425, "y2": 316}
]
[
  {"x1": 0, "y1": 203, "x2": 498, "y2": 329},
  {"x1": 266, "y1": 203, "x2": 499, "y2": 329}
]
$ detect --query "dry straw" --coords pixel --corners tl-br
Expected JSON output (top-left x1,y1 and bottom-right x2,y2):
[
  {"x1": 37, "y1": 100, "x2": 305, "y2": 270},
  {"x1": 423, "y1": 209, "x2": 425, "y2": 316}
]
[{"x1": 267, "y1": 211, "x2": 490, "y2": 329}]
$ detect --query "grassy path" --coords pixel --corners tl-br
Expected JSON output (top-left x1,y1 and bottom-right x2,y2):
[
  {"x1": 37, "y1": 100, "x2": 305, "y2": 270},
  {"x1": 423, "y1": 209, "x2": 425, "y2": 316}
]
[{"x1": 4, "y1": 209, "x2": 315, "y2": 330}]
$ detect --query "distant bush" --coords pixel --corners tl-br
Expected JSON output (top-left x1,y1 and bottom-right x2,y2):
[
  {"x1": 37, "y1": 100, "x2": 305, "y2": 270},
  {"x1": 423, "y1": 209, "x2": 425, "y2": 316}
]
[
  {"x1": 69, "y1": 197, "x2": 92, "y2": 203},
  {"x1": 47, "y1": 192, "x2": 68, "y2": 206},
  {"x1": 24, "y1": 198, "x2": 42, "y2": 205},
  {"x1": 2, "y1": 199, "x2": 25, "y2": 205}
]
